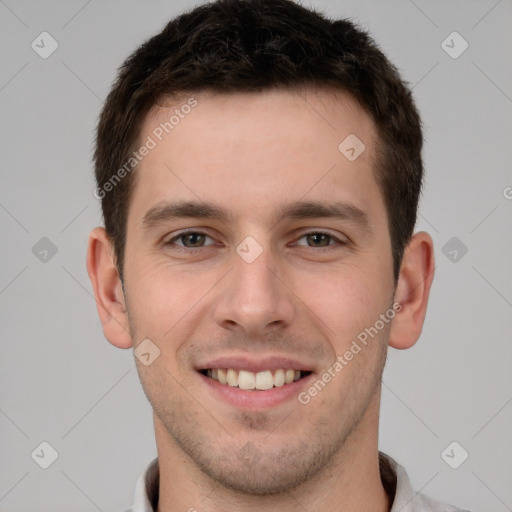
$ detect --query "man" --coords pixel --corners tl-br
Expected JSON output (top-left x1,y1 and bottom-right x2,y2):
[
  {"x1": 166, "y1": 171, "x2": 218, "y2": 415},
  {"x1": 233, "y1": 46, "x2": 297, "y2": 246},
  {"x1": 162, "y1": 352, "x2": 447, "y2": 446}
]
[{"x1": 86, "y1": 0, "x2": 470, "y2": 510}]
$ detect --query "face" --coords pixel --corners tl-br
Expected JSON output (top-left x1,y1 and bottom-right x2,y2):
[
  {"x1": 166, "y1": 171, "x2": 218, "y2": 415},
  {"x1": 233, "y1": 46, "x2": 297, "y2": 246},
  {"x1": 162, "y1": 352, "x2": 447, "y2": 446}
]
[{"x1": 123, "y1": 88, "x2": 395, "y2": 494}]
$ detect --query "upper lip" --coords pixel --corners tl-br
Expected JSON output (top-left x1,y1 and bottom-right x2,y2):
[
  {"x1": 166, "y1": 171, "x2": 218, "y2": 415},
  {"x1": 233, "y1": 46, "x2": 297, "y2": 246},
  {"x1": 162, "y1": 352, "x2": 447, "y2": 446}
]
[{"x1": 197, "y1": 355, "x2": 315, "y2": 373}]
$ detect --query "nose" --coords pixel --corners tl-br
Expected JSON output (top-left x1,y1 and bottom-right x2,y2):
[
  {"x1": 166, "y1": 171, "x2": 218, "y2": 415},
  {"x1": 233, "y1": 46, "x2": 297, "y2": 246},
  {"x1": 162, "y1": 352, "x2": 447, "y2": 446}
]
[{"x1": 213, "y1": 242, "x2": 296, "y2": 338}]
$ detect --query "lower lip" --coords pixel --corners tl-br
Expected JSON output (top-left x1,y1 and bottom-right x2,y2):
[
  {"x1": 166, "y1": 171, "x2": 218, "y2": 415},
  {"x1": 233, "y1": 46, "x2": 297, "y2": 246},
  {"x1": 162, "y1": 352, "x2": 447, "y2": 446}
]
[{"x1": 199, "y1": 372, "x2": 313, "y2": 410}]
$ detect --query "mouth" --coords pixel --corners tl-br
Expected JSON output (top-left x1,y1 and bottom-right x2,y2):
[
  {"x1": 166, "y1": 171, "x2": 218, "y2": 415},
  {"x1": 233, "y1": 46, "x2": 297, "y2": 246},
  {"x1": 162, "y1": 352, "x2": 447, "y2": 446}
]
[
  {"x1": 199, "y1": 368, "x2": 313, "y2": 390},
  {"x1": 196, "y1": 356, "x2": 316, "y2": 409}
]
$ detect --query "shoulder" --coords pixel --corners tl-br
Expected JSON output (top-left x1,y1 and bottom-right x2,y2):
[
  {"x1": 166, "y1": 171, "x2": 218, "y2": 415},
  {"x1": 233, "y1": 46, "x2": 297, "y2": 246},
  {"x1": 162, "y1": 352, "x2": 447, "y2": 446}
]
[
  {"x1": 412, "y1": 491, "x2": 472, "y2": 512},
  {"x1": 379, "y1": 451, "x2": 472, "y2": 512}
]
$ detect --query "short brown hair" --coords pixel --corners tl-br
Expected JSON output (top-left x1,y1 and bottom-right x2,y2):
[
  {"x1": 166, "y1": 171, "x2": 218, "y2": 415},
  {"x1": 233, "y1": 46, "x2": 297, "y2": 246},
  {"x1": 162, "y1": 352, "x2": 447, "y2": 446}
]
[{"x1": 94, "y1": 0, "x2": 424, "y2": 282}]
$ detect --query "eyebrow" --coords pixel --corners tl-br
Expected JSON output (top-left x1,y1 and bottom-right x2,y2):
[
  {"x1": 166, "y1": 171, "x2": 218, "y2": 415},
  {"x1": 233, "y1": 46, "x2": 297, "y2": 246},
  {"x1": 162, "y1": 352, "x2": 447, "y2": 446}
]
[{"x1": 142, "y1": 199, "x2": 371, "y2": 232}]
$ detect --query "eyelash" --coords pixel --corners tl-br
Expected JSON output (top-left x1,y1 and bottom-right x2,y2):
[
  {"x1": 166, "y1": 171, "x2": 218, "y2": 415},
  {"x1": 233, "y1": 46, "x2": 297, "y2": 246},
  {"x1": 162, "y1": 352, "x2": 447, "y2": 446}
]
[{"x1": 163, "y1": 229, "x2": 347, "y2": 253}]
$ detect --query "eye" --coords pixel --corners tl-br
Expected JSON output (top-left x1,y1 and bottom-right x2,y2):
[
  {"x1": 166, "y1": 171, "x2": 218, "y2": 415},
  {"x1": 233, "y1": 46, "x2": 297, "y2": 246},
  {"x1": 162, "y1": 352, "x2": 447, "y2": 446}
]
[
  {"x1": 164, "y1": 230, "x2": 216, "y2": 250},
  {"x1": 294, "y1": 231, "x2": 345, "y2": 248},
  {"x1": 163, "y1": 229, "x2": 346, "y2": 253}
]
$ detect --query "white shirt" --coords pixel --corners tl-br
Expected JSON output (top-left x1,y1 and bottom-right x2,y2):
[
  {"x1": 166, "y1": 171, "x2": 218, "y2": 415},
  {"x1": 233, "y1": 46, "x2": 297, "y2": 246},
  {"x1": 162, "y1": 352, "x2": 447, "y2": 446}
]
[{"x1": 123, "y1": 451, "x2": 470, "y2": 512}]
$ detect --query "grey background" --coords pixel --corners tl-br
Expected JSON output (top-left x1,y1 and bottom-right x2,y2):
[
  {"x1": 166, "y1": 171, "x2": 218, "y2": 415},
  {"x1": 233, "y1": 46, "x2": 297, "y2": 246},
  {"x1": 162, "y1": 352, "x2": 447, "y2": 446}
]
[{"x1": 1, "y1": 0, "x2": 511, "y2": 510}]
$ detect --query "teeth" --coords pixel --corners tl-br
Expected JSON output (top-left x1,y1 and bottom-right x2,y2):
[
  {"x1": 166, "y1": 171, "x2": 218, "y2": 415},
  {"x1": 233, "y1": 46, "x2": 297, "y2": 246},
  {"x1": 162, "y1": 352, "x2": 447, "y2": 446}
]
[
  {"x1": 226, "y1": 368, "x2": 238, "y2": 387},
  {"x1": 255, "y1": 370, "x2": 274, "y2": 390},
  {"x1": 217, "y1": 368, "x2": 227, "y2": 385},
  {"x1": 274, "y1": 369, "x2": 285, "y2": 387},
  {"x1": 238, "y1": 370, "x2": 256, "y2": 390},
  {"x1": 205, "y1": 368, "x2": 307, "y2": 389}
]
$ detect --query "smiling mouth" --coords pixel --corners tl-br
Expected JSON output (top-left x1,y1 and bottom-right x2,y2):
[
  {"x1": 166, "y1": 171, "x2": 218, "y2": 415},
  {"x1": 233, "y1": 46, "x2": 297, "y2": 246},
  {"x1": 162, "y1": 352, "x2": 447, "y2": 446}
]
[{"x1": 199, "y1": 368, "x2": 313, "y2": 390}]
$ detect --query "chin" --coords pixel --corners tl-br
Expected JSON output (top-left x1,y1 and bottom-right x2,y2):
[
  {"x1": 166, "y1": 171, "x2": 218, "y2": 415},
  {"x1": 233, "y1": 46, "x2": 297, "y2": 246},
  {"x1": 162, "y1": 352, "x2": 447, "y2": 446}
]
[
  {"x1": 175, "y1": 430, "x2": 338, "y2": 496},
  {"x1": 201, "y1": 450, "x2": 322, "y2": 495}
]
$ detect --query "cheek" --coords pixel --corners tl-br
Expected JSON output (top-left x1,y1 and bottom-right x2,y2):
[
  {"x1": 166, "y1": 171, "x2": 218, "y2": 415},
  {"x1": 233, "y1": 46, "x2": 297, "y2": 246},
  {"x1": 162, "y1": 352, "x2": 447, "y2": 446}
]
[
  {"x1": 292, "y1": 260, "x2": 391, "y2": 348},
  {"x1": 125, "y1": 256, "x2": 219, "y2": 340}
]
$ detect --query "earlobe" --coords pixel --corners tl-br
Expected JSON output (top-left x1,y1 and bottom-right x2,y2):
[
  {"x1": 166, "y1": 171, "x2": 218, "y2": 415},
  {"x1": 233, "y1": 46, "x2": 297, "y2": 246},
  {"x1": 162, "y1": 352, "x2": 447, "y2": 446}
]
[
  {"x1": 388, "y1": 231, "x2": 435, "y2": 350},
  {"x1": 86, "y1": 227, "x2": 133, "y2": 349}
]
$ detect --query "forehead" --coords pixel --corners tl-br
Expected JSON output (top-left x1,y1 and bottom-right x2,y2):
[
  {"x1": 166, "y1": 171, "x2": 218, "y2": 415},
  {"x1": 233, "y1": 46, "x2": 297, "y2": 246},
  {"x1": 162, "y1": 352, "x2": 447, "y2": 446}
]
[
  {"x1": 144, "y1": 87, "x2": 376, "y2": 153},
  {"x1": 129, "y1": 87, "x2": 383, "y2": 228}
]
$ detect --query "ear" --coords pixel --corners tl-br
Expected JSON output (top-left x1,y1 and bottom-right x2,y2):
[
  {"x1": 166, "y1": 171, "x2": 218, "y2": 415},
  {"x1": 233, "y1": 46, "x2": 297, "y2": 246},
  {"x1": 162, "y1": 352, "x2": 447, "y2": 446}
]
[
  {"x1": 388, "y1": 231, "x2": 435, "y2": 350},
  {"x1": 86, "y1": 227, "x2": 133, "y2": 349}
]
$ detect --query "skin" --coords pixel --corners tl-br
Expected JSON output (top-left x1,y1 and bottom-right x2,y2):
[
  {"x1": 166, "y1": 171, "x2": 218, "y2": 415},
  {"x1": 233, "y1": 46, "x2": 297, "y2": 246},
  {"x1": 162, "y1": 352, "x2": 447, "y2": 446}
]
[{"x1": 87, "y1": 87, "x2": 434, "y2": 512}]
